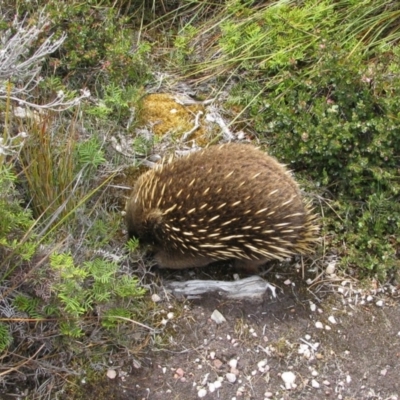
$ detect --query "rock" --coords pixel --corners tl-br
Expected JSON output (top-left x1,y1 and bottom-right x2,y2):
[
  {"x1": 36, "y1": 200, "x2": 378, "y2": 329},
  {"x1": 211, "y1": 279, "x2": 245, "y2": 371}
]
[
  {"x1": 311, "y1": 379, "x2": 320, "y2": 388},
  {"x1": 226, "y1": 373, "x2": 237, "y2": 383},
  {"x1": 151, "y1": 294, "x2": 161, "y2": 302},
  {"x1": 328, "y1": 315, "x2": 337, "y2": 324},
  {"x1": 281, "y1": 371, "x2": 296, "y2": 389},
  {"x1": 107, "y1": 369, "x2": 117, "y2": 379},
  {"x1": 211, "y1": 309, "x2": 226, "y2": 324},
  {"x1": 228, "y1": 359, "x2": 238, "y2": 368}
]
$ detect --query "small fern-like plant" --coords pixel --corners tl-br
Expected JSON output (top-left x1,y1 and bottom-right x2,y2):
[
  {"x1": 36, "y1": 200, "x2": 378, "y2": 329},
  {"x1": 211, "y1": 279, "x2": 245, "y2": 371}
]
[
  {"x1": 0, "y1": 323, "x2": 13, "y2": 353},
  {"x1": 49, "y1": 252, "x2": 146, "y2": 337}
]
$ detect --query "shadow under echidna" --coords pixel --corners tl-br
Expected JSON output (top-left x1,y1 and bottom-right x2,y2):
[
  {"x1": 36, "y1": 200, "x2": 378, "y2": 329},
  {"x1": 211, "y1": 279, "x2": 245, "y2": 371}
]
[{"x1": 126, "y1": 143, "x2": 319, "y2": 271}]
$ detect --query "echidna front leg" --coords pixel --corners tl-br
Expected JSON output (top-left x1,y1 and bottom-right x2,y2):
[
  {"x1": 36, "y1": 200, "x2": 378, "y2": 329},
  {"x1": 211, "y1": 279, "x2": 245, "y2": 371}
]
[
  {"x1": 155, "y1": 250, "x2": 215, "y2": 269},
  {"x1": 232, "y1": 258, "x2": 269, "y2": 274}
]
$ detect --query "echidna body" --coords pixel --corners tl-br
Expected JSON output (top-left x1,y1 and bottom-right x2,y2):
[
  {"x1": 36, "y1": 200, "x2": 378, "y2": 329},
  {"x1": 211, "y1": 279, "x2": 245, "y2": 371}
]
[{"x1": 126, "y1": 143, "x2": 319, "y2": 270}]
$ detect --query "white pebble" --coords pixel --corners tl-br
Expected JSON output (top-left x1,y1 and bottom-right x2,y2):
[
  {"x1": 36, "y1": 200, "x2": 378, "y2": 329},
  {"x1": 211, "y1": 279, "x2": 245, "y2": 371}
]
[
  {"x1": 315, "y1": 321, "x2": 324, "y2": 329},
  {"x1": 328, "y1": 315, "x2": 337, "y2": 324},
  {"x1": 198, "y1": 388, "x2": 207, "y2": 398},
  {"x1": 257, "y1": 360, "x2": 268, "y2": 369},
  {"x1": 210, "y1": 351, "x2": 216, "y2": 359},
  {"x1": 229, "y1": 359, "x2": 238, "y2": 369},
  {"x1": 211, "y1": 309, "x2": 226, "y2": 324},
  {"x1": 310, "y1": 302, "x2": 317, "y2": 312},
  {"x1": 167, "y1": 312, "x2": 174, "y2": 319},
  {"x1": 326, "y1": 261, "x2": 336, "y2": 274},
  {"x1": 311, "y1": 370, "x2": 318, "y2": 377},
  {"x1": 151, "y1": 294, "x2": 161, "y2": 302},
  {"x1": 346, "y1": 375, "x2": 352, "y2": 383},
  {"x1": 323, "y1": 380, "x2": 330, "y2": 386},
  {"x1": 264, "y1": 392, "x2": 273, "y2": 398},
  {"x1": 325, "y1": 325, "x2": 331, "y2": 331},
  {"x1": 208, "y1": 383, "x2": 216, "y2": 392},
  {"x1": 281, "y1": 371, "x2": 296, "y2": 389},
  {"x1": 226, "y1": 373, "x2": 237, "y2": 383},
  {"x1": 305, "y1": 334, "x2": 311, "y2": 340},
  {"x1": 380, "y1": 369, "x2": 387, "y2": 376},
  {"x1": 376, "y1": 300, "x2": 384, "y2": 307},
  {"x1": 284, "y1": 279, "x2": 292, "y2": 285},
  {"x1": 214, "y1": 380, "x2": 222, "y2": 389},
  {"x1": 311, "y1": 379, "x2": 320, "y2": 388},
  {"x1": 106, "y1": 369, "x2": 117, "y2": 379},
  {"x1": 367, "y1": 295, "x2": 374, "y2": 302}
]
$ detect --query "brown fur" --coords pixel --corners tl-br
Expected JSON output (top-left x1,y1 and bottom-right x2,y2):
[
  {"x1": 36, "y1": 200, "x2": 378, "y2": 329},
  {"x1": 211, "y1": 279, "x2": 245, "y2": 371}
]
[{"x1": 126, "y1": 143, "x2": 319, "y2": 270}]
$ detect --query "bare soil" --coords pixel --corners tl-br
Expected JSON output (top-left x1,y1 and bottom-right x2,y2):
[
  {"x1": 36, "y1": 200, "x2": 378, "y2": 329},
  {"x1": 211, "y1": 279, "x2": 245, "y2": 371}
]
[{"x1": 72, "y1": 265, "x2": 400, "y2": 400}]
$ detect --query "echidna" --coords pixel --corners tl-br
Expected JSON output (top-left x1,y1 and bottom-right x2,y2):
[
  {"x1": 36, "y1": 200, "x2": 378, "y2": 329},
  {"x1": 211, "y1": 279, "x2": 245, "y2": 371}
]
[{"x1": 126, "y1": 143, "x2": 319, "y2": 270}]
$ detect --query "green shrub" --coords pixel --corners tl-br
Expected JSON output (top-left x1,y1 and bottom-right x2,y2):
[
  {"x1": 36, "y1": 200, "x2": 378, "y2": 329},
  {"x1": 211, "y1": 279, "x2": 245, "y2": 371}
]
[{"x1": 228, "y1": 45, "x2": 400, "y2": 277}]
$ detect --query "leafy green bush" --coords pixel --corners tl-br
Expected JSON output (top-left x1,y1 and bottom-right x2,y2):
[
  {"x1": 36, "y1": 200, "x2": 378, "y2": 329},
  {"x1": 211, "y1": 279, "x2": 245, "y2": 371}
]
[
  {"x1": 163, "y1": 0, "x2": 400, "y2": 277},
  {"x1": 228, "y1": 43, "x2": 400, "y2": 277}
]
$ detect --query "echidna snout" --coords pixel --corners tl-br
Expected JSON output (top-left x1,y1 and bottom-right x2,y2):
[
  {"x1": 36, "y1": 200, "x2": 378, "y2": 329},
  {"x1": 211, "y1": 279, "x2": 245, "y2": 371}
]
[{"x1": 126, "y1": 143, "x2": 319, "y2": 270}]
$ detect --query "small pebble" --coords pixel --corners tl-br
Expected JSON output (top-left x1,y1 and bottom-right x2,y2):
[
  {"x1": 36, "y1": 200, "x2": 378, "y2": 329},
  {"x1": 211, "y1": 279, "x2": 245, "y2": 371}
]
[
  {"x1": 367, "y1": 295, "x2": 373, "y2": 302},
  {"x1": 325, "y1": 325, "x2": 331, "y2": 331},
  {"x1": 167, "y1": 312, "x2": 174, "y2": 319},
  {"x1": 310, "y1": 302, "x2": 317, "y2": 312},
  {"x1": 315, "y1": 321, "x2": 324, "y2": 329},
  {"x1": 151, "y1": 294, "x2": 161, "y2": 302},
  {"x1": 323, "y1": 380, "x2": 330, "y2": 386},
  {"x1": 214, "y1": 380, "x2": 222, "y2": 388},
  {"x1": 257, "y1": 360, "x2": 268, "y2": 369},
  {"x1": 328, "y1": 316, "x2": 337, "y2": 324},
  {"x1": 326, "y1": 261, "x2": 336, "y2": 275},
  {"x1": 346, "y1": 375, "x2": 352, "y2": 383},
  {"x1": 208, "y1": 383, "x2": 216, "y2": 393},
  {"x1": 311, "y1": 379, "x2": 320, "y2": 388},
  {"x1": 380, "y1": 369, "x2": 387, "y2": 376},
  {"x1": 281, "y1": 371, "x2": 296, "y2": 389},
  {"x1": 226, "y1": 373, "x2": 237, "y2": 383},
  {"x1": 284, "y1": 279, "x2": 292, "y2": 285},
  {"x1": 376, "y1": 300, "x2": 384, "y2": 307},
  {"x1": 211, "y1": 310, "x2": 226, "y2": 324},
  {"x1": 229, "y1": 359, "x2": 238, "y2": 369},
  {"x1": 311, "y1": 370, "x2": 318, "y2": 377},
  {"x1": 107, "y1": 369, "x2": 117, "y2": 379},
  {"x1": 305, "y1": 334, "x2": 311, "y2": 340},
  {"x1": 264, "y1": 392, "x2": 273, "y2": 398},
  {"x1": 198, "y1": 388, "x2": 207, "y2": 398}
]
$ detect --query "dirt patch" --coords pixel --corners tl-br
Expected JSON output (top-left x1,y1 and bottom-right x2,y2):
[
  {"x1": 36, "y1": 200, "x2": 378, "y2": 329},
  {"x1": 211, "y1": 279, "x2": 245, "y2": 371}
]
[{"x1": 71, "y1": 266, "x2": 400, "y2": 400}]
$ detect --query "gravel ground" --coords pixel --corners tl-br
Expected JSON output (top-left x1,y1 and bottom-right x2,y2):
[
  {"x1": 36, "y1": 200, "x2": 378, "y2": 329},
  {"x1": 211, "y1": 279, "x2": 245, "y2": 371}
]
[{"x1": 74, "y1": 263, "x2": 400, "y2": 400}]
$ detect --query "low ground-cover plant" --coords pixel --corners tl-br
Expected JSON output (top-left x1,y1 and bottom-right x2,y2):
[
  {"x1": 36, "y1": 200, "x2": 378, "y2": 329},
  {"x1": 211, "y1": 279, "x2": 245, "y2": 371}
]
[{"x1": 0, "y1": 11, "x2": 152, "y2": 397}]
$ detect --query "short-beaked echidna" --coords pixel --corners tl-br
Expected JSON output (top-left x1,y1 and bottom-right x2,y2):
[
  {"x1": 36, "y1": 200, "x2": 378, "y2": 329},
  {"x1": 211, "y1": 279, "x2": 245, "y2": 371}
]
[{"x1": 126, "y1": 143, "x2": 319, "y2": 270}]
